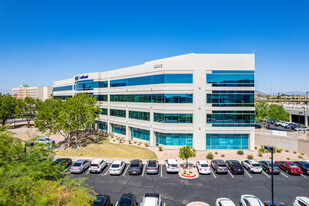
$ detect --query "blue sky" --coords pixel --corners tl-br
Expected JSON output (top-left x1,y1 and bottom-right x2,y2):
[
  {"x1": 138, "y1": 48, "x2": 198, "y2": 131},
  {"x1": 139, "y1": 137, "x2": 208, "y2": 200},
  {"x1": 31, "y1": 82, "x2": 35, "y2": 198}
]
[{"x1": 0, "y1": 0, "x2": 308, "y2": 94}]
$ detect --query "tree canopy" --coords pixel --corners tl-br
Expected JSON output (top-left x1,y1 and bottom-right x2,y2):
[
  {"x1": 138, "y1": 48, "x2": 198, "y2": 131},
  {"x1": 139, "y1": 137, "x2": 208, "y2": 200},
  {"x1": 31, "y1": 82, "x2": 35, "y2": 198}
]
[
  {"x1": 255, "y1": 100, "x2": 289, "y2": 122},
  {"x1": 0, "y1": 95, "x2": 19, "y2": 126},
  {"x1": 178, "y1": 146, "x2": 197, "y2": 166},
  {"x1": 35, "y1": 93, "x2": 100, "y2": 147},
  {"x1": 19, "y1": 97, "x2": 40, "y2": 128}
]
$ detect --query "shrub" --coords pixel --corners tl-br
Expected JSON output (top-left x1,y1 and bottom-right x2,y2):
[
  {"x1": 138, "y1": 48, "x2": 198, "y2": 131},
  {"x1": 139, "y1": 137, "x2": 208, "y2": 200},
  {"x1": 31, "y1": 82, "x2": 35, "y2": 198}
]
[
  {"x1": 285, "y1": 150, "x2": 289, "y2": 152},
  {"x1": 221, "y1": 154, "x2": 225, "y2": 158},
  {"x1": 183, "y1": 171, "x2": 186, "y2": 175},
  {"x1": 138, "y1": 142, "x2": 141, "y2": 146},
  {"x1": 293, "y1": 151, "x2": 297, "y2": 154},
  {"x1": 247, "y1": 155, "x2": 253, "y2": 159},
  {"x1": 286, "y1": 157, "x2": 290, "y2": 160},
  {"x1": 269, "y1": 157, "x2": 272, "y2": 159},
  {"x1": 265, "y1": 150, "x2": 269, "y2": 153},
  {"x1": 259, "y1": 148, "x2": 266, "y2": 153},
  {"x1": 237, "y1": 150, "x2": 244, "y2": 155},
  {"x1": 261, "y1": 145, "x2": 264, "y2": 148},
  {"x1": 301, "y1": 152, "x2": 304, "y2": 155},
  {"x1": 255, "y1": 146, "x2": 257, "y2": 150},
  {"x1": 277, "y1": 149, "x2": 282, "y2": 153},
  {"x1": 189, "y1": 171, "x2": 192, "y2": 174},
  {"x1": 158, "y1": 145, "x2": 163, "y2": 151},
  {"x1": 206, "y1": 152, "x2": 214, "y2": 160},
  {"x1": 128, "y1": 140, "x2": 132, "y2": 144},
  {"x1": 144, "y1": 142, "x2": 149, "y2": 147},
  {"x1": 258, "y1": 151, "x2": 263, "y2": 157},
  {"x1": 298, "y1": 155, "x2": 303, "y2": 159},
  {"x1": 272, "y1": 146, "x2": 277, "y2": 153},
  {"x1": 215, "y1": 151, "x2": 218, "y2": 155},
  {"x1": 119, "y1": 138, "x2": 123, "y2": 143},
  {"x1": 113, "y1": 139, "x2": 116, "y2": 142}
]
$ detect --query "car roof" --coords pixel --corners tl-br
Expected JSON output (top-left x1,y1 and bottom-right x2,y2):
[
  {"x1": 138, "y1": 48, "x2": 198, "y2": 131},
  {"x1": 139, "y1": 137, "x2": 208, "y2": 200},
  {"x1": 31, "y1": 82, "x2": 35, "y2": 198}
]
[
  {"x1": 296, "y1": 197, "x2": 309, "y2": 204},
  {"x1": 131, "y1": 159, "x2": 141, "y2": 163},
  {"x1": 296, "y1": 161, "x2": 308, "y2": 164},
  {"x1": 92, "y1": 159, "x2": 103, "y2": 164},
  {"x1": 243, "y1": 196, "x2": 262, "y2": 205},
  {"x1": 218, "y1": 198, "x2": 235, "y2": 206},
  {"x1": 227, "y1": 160, "x2": 240, "y2": 163},
  {"x1": 167, "y1": 159, "x2": 177, "y2": 164},
  {"x1": 214, "y1": 159, "x2": 225, "y2": 163},
  {"x1": 199, "y1": 160, "x2": 209, "y2": 164},
  {"x1": 249, "y1": 160, "x2": 259, "y2": 163},
  {"x1": 283, "y1": 161, "x2": 295, "y2": 164},
  {"x1": 112, "y1": 160, "x2": 122, "y2": 165},
  {"x1": 75, "y1": 159, "x2": 88, "y2": 163}
]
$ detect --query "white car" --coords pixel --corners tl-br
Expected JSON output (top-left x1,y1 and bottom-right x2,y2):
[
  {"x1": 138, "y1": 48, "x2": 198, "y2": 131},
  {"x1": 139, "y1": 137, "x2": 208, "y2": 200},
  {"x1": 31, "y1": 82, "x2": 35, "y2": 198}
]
[
  {"x1": 281, "y1": 122, "x2": 289, "y2": 127},
  {"x1": 141, "y1": 193, "x2": 162, "y2": 206},
  {"x1": 34, "y1": 137, "x2": 55, "y2": 145},
  {"x1": 293, "y1": 197, "x2": 309, "y2": 206},
  {"x1": 196, "y1": 160, "x2": 211, "y2": 174},
  {"x1": 89, "y1": 159, "x2": 107, "y2": 173},
  {"x1": 241, "y1": 160, "x2": 262, "y2": 173},
  {"x1": 240, "y1": 194, "x2": 263, "y2": 206},
  {"x1": 109, "y1": 160, "x2": 126, "y2": 175},
  {"x1": 216, "y1": 198, "x2": 236, "y2": 206},
  {"x1": 165, "y1": 159, "x2": 179, "y2": 173}
]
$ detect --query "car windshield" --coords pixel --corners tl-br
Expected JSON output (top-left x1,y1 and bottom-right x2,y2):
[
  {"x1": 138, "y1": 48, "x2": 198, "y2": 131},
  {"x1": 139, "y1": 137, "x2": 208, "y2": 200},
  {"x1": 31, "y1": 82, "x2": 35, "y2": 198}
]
[
  {"x1": 91, "y1": 164, "x2": 98, "y2": 167},
  {"x1": 130, "y1": 163, "x2": 139, "y2": 167},
  {"x1": 148, "y1": 161, "x2": 157, "y2": 167},
  {"x1": 269, "y1": 164, "x2": 278, "y2": 168},
  {"x1": 201, "y1": 164, "x2": 208, "y2": 167},
  {"x1": 92, "y1": 197, "x2": 106, "y2": 206},
  {"x1": 111, "y1": 164, "x2": 120, "y2": 168},
  {"x1": 289, "y1": 164, "x2": 298, "y2": 168},
  {"x1": 252, "y1": 164, "x2": 260, "y2": 167},
  {"x1": 118, "y1": 197, "x2": 132, "y2": 206},
  {"x1": 218, "y1": 164, "x2": 226, "y2": 167},
  {"x1": 303, "y1": 164, "x2": 309, "y2": 168},
  {"x1": 170, "y1": 164, "x2": 177, "y2": 167},
  {"x1": 233, "y1": 163, "x2": 241, "y2": 167},
  {"x1": 73, "y1": 163, "x2": 81, "y2": 167}
]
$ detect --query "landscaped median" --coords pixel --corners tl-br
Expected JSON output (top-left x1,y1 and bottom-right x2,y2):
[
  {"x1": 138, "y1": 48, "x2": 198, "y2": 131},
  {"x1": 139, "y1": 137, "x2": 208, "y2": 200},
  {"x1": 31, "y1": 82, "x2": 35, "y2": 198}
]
[{"x1": 179, "y1": 162, "x2": 199, "y2": 179}]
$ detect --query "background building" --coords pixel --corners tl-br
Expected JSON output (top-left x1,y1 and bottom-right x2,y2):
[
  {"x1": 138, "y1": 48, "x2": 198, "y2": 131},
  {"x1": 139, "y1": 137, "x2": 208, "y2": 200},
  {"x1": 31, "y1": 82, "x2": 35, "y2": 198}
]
[
  {"x1": 11, "y1": 84, "x2": 53, "y2": 101},
  {"x1": 53, "y1": 53, "x2": 255, "y2": 150}
]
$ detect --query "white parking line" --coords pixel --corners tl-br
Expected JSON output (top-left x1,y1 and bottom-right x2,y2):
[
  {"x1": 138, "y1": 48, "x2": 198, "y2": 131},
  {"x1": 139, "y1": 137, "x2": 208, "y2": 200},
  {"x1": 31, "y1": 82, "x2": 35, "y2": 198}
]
[
  {"x1": 280, "y1": 172, "x2": 289, "y2": 178},
  {"x1": 228, "y1": 170, "x2": 234, "y2": 178},
  {"x1": 163, "y1": 203, "x2": 166, "y2": 206},
  {"x1": 160, "y1": 165, "x2": 163, "y2": 178},
  {"x1": 86, "y1": 170, "x2": 90, "y2": 175},
  {"x1": 123, "y1": 165, "x2": 128, "y2": 176},
  {"x1": 262, "y1": 171, "x2": 270, "y2": 179},
  {"x1": 244, "y1": 170, "x2": 253, "y2": 178},
  {"x1": 301, "y1": 174, "x2": 308, "y2": 179},
  {"x1": 116, "y1": 201, "x2": 118, "y2": 206},
  {"x1": 211, "y1": 169, "x2": 217, "y2": 178},
  {"x1": 102, "y1": 164, "x2": 110, "y2": 176},
  {"x1": 142, "y1": 165, "x2": 146, "y2": 177}
]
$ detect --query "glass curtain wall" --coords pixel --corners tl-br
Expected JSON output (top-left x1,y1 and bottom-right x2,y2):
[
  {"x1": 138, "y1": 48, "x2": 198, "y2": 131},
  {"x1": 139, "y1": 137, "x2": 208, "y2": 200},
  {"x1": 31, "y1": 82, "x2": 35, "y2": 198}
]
[
  {"x1": 156, "y1": 133, "x2": 193, "y2": 146},
  {"x1": 53, "y1": 85, "x2": 73, "y2": 92},
  {"x1": 154, "y1": 113, "x2": 193, "y2": 123},
  {"x1": 111, "y1": 123, "x2": 126, "y2": 135},
  {"x1": 110, "y1": 109, "x2": 126, "y2": 118},
  {"x1": 97, "y1": 121, "x2": 108, "y2": 131},
  {"x1": 207, "y1": 71, "x2": 254, "y2": 87},
  {"x1": 130, "y1": 127, "x2": 150, "y2": 141},
  {"x1": 76, "y1": 80, "x2": 108, "y2": 91},
  {"x1": 129, "y1": 111, "x2": 150, "y2": 121},
  {"x1": 206, "y1": 134, "x2": 249, "y2": 149},
  {"x1": 110, "y1": 94, "x2": 193, "y2": 103},
  {"x1": 207, "y1": 111, "x2": 255, "y2": 127},
  {"x1": 207, "y1": 91, "x2": 254, "y2": 107}
]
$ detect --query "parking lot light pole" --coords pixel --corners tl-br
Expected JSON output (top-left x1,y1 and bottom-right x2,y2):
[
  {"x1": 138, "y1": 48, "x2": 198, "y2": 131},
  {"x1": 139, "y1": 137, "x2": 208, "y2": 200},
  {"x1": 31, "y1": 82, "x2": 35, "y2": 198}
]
[{"x1": 264, "y1": 146, "x2": 274, "y2": 206}]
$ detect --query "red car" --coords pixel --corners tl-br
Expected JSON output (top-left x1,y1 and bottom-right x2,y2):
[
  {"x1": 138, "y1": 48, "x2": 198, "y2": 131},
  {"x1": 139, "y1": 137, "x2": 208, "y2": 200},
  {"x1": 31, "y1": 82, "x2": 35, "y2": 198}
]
[{"x1": 275, "y1": 161, "x2": 303, "y2": 175}]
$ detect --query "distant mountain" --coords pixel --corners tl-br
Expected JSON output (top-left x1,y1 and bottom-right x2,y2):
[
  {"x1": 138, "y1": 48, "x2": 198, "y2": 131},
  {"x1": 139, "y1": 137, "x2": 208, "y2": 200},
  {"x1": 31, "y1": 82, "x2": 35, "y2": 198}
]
[
  {"x1": 255, "y1": 90, "x2": 269, "y2": 96},
  {"x1": 269, "y1": 91, "x2": 306, "y2": 96}
]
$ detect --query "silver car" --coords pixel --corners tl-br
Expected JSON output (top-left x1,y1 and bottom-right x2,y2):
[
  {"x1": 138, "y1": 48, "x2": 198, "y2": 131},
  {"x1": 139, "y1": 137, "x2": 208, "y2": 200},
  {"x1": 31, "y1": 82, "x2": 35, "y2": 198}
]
[
  {"x1": 34, "y1": 137, "x2": 55, "y2": 145},
  {"x1": 146, "y1": 160, "x2": 159, "y2": 174},
  {"x1": 70, "y1": 160, "x2": 91, "y2": 174}
]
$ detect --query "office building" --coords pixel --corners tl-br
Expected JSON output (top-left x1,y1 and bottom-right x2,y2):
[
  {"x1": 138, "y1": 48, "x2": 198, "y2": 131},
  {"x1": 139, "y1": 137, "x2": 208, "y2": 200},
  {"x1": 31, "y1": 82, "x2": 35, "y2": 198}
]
[{"x1": 12, "y1": 84, "x2": 53, "y2": 101}]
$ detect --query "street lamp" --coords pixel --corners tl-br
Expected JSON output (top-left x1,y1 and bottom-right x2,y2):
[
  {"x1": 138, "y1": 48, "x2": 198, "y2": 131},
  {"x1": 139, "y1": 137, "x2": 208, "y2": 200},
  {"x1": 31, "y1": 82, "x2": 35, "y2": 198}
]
[{"x1": 264, "y1": 146, "x2": 274, "y2": 206}]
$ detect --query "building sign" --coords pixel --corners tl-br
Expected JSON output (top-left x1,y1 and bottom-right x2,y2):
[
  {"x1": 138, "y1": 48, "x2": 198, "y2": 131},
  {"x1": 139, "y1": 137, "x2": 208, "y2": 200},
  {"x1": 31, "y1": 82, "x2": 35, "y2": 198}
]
[
  {"x1": 75, "y1": 75, "x2": 89, "y2": 81},
  {"x1": 154, "y1": 64, "x2": 162, "y2": 69}
]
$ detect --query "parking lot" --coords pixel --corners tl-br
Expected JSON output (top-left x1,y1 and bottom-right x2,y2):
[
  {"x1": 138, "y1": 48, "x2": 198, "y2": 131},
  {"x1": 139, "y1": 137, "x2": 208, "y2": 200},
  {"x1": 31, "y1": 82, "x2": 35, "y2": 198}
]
[{"x1": 71, "y1": 163, "x2": 309, "y2": 205}]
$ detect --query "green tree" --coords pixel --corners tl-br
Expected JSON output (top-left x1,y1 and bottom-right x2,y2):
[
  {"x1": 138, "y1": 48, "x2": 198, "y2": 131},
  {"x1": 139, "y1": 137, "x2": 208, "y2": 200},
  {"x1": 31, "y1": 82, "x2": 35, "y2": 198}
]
[
  {"x1": 0, "y1": 132, "x2": 95, "y2": 205},
  {"x1": 35, "y1": 93, "x2": 100, "y2": 147},
  {"x1": 20, "y1": 97, "x2": 40, "y2": 128},
  {"x1": 0, "y1": 95, "x2": 18, "y2": 126},
  {"x1": 255, "y1": 100, "x2": 269, "y2": 127},
  {"x1": 268, "y1": 104, "x2": 289, "y2": 121},
  {"x1": 178, "y1": 146, "x2": 197, "y2": 167}
]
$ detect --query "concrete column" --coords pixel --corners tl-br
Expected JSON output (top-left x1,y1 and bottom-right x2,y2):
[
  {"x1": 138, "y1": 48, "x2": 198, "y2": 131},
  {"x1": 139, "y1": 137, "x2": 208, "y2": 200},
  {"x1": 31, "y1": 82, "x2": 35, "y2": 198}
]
[
  {"x1": 150, "y1": 107, "x2": 154, "y2": 146},
  {"x1": 305, "y1": 115, "x2": 308, "y2": 127},
  {"x1": 126, "y1": 105, "x2": 129, "y2": 140},
  {"x1": 249, "y1": 130, "x2": 255, "y2": 151},
  {"x1": 289, "y1": 114, "x2": 292, "y2": 122}
]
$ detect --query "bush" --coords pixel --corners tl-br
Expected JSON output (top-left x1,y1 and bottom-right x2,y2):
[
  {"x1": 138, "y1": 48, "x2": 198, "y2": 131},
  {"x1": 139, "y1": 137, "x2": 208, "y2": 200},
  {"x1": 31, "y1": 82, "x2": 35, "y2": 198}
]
[
  {"x1": 269, "y1": 157, "x2": 272, "y2": 159},
  {"x1": 247, "y1": 155, "x2": 254, "y2": 159},
  {"x1": 128, "y1": 140, "x2": 132, "y2": 144},
  {"x1": 285, "y1": 150, "x2": 289, "y2": 152},
  {"x1": 259, "y1": 148, "x2": 266, "y2": 153},
  {"x1": 277, "y1": 149, "x2": 282, "y2": 153},
  {"x1": 293, "y1": 151, "x2": 297, "y2": 154},
  {"x1": 119, "y1": 138, "x2": 123, "y2": 143},
  {"x1": 298, "y1": 155, "x2": 303, "y2": 159},
  {"x1": 237, "y1": 150, "x2": 244, "y2": 155},
  {"x1": 221, "y1": 154, "x2": 225, "y2": 158},
  {"x1": 258, "y1": 151, "x2": 263, "y2": 157},
  {"x1": 286, "y1": 157, "x2": 290, "y2": 160},
  {"x1": 272, "y1": 146, "x2": 277, "y2": 153},
  {"x1": 265, "y1": 150, "x2": 269, "y2": 153},
  {"x1": 138, "y1": 142, "x2": 141, "y2": 146},
  {"x1": 301, "y1": 152, "x2": 304, "y2": 155},
  {"x1": 255, "y1": 146, "x2": 257, "y2": 150},
  {"x1": 206, "y1": 152, "x2": 214, "y2": 160},
  {"x1": 158, "y1": 145, "x2": 163, "y2": 151},
  {"x1": 215, "y1": 151, "x2": 218, "y2": 155},
  {"x1": 144, "y1": 142, "x2": 149, "y2": 147}
]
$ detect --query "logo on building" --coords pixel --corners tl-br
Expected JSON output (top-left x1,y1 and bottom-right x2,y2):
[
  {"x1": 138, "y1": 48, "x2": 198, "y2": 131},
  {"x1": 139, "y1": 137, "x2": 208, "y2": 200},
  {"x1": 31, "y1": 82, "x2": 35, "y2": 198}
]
[{"x1": 75, "y1": 75, "x2": 89, "y2": 81}]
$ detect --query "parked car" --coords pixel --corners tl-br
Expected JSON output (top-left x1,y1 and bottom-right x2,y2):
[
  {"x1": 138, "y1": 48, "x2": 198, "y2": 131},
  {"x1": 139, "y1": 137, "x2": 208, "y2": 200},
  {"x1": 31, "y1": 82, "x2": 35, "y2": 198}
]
[
  {"x1": 292, "y1": 196, "x2": 309, "y2": 206},
  {"x1": 240, "y1": 194, "x2": 263, "y2": 206},
  {"x1": 91, "y1": 194, "x2": 111, "y2": 206},
  {"x1": 264, "y1": 200, "x2": 288, "y2": 206},
  {"x1": 165, "y1": 159, "x2": 179, "y2": 173},
  {"x1": 226, "y1": 160, "x2": 244, "y2": 175},
  {"x1": 291, "y1": 124, "x2": 299, "y2": 130},
  {"x1": 129, "y1": 159, "x2": 143, "y2": 175},
  {"x1": 146, "y1": 160, "x2": 159, "y2": 174},
  {"x1": 294, "y1": 161, "x2": 309, "y2": 175},
  {"x1": 141, "y1": 193, "x2": 162, "y2": 206},
  {"x1": 242, "y1": 160, "x2": 262, "y2": 173},
  {"x1": 196, "y1": 160, "x2": 211, "y2": 174},
  {"x1": 281, "y1": 122, "x2": 289, "y2": 128},
  {"x1": 109, "y1": 160, "x2": 126, "y2": 175},
  {"x1": 275, "y1": 121, "x2": 283, "y2": 126},
  {"x1": 118, "y1": 193, "x2": 138, "y2": 206},
  {"x1": 52, "y1": 158, "x2": 73, "y2": 170},
  {"x1": 89, "y1": 159, "x2": 107, "y2": 173},
  {"x1": 268, "y1": 120, "x2": 275, "y2": 124},
  {"x1": 255, "y1": 123, "x2": 262, "y2": 129},
  {"x1": 211, "y1": 159, "x2": 228, "y2": 174},
  {"x1": 216, "y1": 198, "x2": 236, "y2": 206},
  {"x1": 259, "y1": 161, "x2": 281, "y2": 174},
  {"x1": 285, "y1": 123, "x2": 294, "y2": 129},
  {"x1": 70, "y1": 159, "x2": 91, "y2": 174},
  {"x1": 275, "y1": 161, "x2": 303, "y2": 175},
  {"x1": 34, "y1": 137, "x2": 55, "y2": 145}
]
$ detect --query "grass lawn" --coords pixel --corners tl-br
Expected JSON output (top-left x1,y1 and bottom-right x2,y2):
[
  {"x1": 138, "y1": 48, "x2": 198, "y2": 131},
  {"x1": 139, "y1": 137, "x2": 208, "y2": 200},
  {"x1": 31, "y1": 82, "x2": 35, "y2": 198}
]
[{"x1": 56, "y1": 140, "x2": 158, "y2": 160}]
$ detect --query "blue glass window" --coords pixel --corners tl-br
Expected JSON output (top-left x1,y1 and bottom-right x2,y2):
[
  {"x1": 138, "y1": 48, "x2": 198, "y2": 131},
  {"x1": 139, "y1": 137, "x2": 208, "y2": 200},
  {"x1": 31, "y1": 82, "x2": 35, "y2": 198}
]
[
  {"x1": 97, "y1": 121, "x2": 108, "y2": 131},
  {"x1": 76, "y1": 80, "x2": 108, "y2": 91},
  {"x1": 206, "y1": 134, "x2": 249, "y2": 149},
  {"x1": 110, "y1": 74, "x2": 192, "y2": 87},
  {"x1": 207, "y1": 111, "x2": 255, "y2": 127},
  {"x1": 129, "y1": 111, "x2": 150, "y2": 121},
  {"x1": 207, "y1": 71, "x2": 254, "y2": 87},
  {"x1": 110, "y1": 109, "x2": 126, "y2": 118},
  {"x1": 207, "y1": 91, "x2": 254, "y2": 107},
  {"x1": 111, "y1": 123, "x2": 126, "y2": 135},
  {"x1": 156, "y1": 132, "x2": 192, "y2": 146},
  {"x1": 93, "y1": 95, "x2": 108, "y2": 101},
  {"x1": 99, "y1": 108, "x2": 108, "y2": 115},
  {"x1": 53, "y1": 96, "x2": 72, "y2": 100},
  {"x1": 110, "y1": 94, "x2": 193, "y2": 103},
  {"x1": 154, "y1": 113, "x2": 193, "y2": 123},
  {"x1": 131, "y1": 127, "x2": 150, "y2": 141},
  {"x1": 53, "y1": 85, "x2": 73, "y2": 92}
]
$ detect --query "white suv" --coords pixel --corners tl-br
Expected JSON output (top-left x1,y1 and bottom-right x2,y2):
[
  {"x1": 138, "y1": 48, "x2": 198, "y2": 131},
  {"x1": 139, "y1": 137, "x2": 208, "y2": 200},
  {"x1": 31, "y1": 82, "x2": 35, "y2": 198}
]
[
  {"x1": 293, "y1": 197, "x2": 309, "y2": 206},
  {"x1": 89, "y1": 159, "x2": 107, "y2": 173},
  {"x1": 109, "y1": 160, "x2": 126, "y2": 175},
  {"x1": 165, "y1": 159, "x2": 179, "y2": 173},
  {"x1": 241, "y1": 160, "x2": 262, "y2": 173},
  {"x1": 240, "y1": 194, "x2": 263, "y2": 206},
  {"x1": 216, "y1": 198, "x2": 236, "y2": 206},
  {"x1": 196, "y1": 160, "x2": 211, "y2": 174}
]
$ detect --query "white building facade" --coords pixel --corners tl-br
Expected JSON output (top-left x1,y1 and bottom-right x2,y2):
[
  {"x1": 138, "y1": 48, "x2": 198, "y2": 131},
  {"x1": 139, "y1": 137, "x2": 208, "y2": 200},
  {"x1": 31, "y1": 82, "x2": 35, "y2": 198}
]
[
  {"x1": 12, "y1": 84, "x2": 53, "y2": 101},
  {"x1": 53, "y1": 53, "x2": 255, "y2": 150}
]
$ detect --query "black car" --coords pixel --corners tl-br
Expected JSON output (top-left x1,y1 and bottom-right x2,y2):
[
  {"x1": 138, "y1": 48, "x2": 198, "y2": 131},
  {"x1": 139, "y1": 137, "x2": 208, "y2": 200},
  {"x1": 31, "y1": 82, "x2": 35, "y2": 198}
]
[
  {"x1": 226, "y1": 160, "x2": 244, "y2": 174},
  {"x1": 255, "y1": 123, "x2": 262, "y2": 129},
  {"x1": 118, "y1": 193, "x2": 138, "y2": 206},
  {"x1": 129, "y1": 159, "x2": 143, "y2": 175},
  {"x1": 92, "y1": 194, "x2": 111, "y2": 206},
  {"x1": 264, "y1": 200, "x2": 289, "y2": 206},
  {"x1": 211, "y1": 159, "x2": 228, "y2": 174},
  {"x1": 259, "y1": 161, "x2": 281, "y2": 174},
  {"x1": 294, "y1": 161, "x2": 309, "y2": 175},
  {"x1": 52, "y1": 158, "x2": 73, "y2": 170}
]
